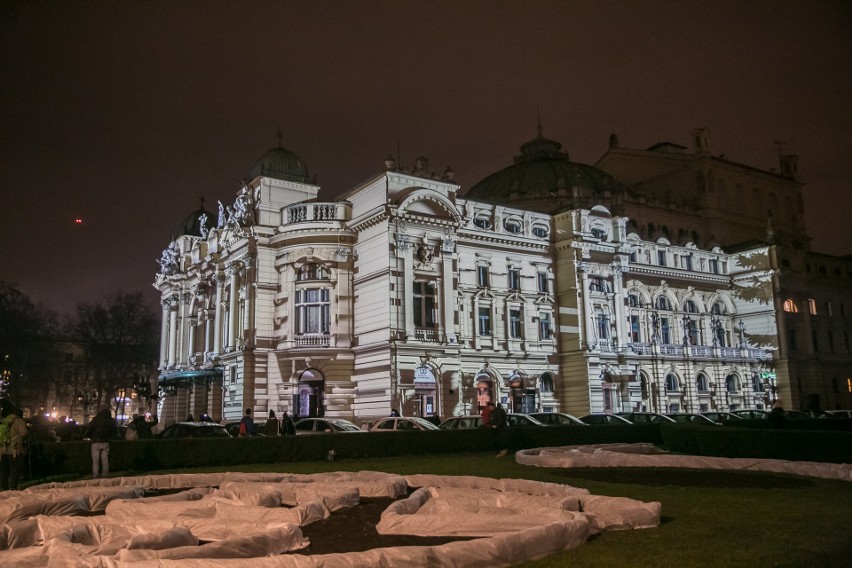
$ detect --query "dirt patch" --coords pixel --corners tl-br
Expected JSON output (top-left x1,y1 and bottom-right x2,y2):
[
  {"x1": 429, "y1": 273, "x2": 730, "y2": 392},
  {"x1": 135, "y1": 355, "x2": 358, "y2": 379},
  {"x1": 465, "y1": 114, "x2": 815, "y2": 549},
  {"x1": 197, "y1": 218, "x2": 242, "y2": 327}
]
[{"x1": 296, "y1": 497, "x2": 475, "y2": 555}]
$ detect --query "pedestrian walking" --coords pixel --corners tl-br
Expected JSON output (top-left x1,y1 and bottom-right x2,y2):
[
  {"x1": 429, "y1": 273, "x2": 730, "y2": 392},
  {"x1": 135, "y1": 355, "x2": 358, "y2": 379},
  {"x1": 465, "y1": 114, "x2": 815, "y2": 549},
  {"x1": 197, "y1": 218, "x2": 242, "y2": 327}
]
[{"x1": 265, "y1": 410, "x2": 280, "y2": 436}]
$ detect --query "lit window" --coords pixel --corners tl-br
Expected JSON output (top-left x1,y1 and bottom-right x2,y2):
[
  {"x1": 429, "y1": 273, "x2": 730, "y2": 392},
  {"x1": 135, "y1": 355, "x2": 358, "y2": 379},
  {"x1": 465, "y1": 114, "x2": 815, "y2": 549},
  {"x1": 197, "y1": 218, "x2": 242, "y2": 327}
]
[
  {"x1": 783, "y1": 299, "x2": 798, "y2": 313},
  {"x1": 295, "y1": 288, "x2": 330, "y2": 334},
  {"x1": 539, "y1": 312, "x2": 553, "y2": 340},
  {"x1": 808, "y1": 299, "x2": 817, "y2": 315}
]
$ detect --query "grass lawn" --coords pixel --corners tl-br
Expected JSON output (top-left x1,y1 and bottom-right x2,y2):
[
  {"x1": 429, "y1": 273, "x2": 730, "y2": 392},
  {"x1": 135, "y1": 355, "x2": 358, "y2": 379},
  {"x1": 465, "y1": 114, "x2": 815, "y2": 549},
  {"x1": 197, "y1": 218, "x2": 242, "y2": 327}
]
[{"x1": 112, "y1": 451, "x2": 851, "y2": 568}]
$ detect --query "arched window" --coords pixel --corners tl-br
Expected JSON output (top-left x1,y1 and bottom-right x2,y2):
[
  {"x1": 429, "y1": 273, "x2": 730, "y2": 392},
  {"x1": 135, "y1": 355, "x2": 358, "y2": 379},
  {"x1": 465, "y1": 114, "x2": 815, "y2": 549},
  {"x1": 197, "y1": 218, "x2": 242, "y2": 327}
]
[
  {"x1": 710, "y1": 302, "x2": 726, "y2": 315},
  {"x1": 532, "y1": 225, "x2": 549, "y2": 238},
  {"x1": 656, "y1": 296, "x2": 672, "y2": 311},
  {"x1": 783, "y1": 299, "x2": 798, "y2": 313},
  {"x1": 299, "y1": 263, "x2": 329, "y2": 281},
  {"x1": 665, "y1": 373, "x2": 679, "y2": 392},
  {"x1": 591, "y1": 227, "x2": 607, "y2": 240},
  {"x1": 640, "y1": 375, "x2": 649, "y2": 399},
  {"x1": 683, "y1": 300, "x2": 699, "y2": 313},
  {"x1": 539, "y1": 373, "x2": 554, "y2": 393},
  {"x1": 473, "y1": 215, "x2": 491, "y2": 230},
  {"x1": 627, "y1": 293, "x2": 640, "y2": 308},
  {"x1": 725, "y1": 374, "x2": 738, "y2": 392},
  {"x1": 696, "y1": 373, "x2": 709, "y2": 392}
]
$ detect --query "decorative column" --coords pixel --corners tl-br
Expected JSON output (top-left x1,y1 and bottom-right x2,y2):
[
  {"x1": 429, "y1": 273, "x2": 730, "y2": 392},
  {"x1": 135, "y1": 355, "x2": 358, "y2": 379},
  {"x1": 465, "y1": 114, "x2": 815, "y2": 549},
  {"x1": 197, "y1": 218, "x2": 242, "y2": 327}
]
[
  {"x1": 167, "y1": 297, "x2": 178, "y2": 368},
  {"x1": 398, "y1": 236, "x2": 415, "y2": 340},
  {"x1": 159, "y1": 299, "x2": 169, "y2": 367},
  {"x1": 243, "y1": 255, "x2": 255, "y2": 349},
  {"x1": 441, "y1": 234, "x2": 456, "y2": 343},
  {"x1": 213, "y1": 271, "x2": 225, "y2": 354},
  {"x1": 228, "y1": 262, "x2": 241, "y2": 350}
]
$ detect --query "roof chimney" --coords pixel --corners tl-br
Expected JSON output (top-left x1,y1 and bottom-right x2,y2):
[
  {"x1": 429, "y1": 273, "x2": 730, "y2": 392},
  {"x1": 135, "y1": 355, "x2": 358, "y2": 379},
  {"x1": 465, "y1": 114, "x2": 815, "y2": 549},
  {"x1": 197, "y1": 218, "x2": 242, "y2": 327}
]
[
  {"x1": 691, "y1": 128, "x2": 711, "y2": 156},
  {"x1": 779, "y1": 154, "x2": 798, "y2": 180}
]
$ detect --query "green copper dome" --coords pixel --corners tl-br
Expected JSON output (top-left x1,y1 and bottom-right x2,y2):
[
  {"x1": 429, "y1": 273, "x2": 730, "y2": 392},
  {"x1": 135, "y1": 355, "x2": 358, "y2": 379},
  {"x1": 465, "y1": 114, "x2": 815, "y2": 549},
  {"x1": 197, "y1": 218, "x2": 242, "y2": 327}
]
[
  {"x1": 466, "y1": 125, "x2": 622, "y2": 213},
  {"x1": 179, "y1": 197, "x2": 213, "y2": 237},
  {"x1": 249, "y1": 136, "x2": 310, "y2": 183}
]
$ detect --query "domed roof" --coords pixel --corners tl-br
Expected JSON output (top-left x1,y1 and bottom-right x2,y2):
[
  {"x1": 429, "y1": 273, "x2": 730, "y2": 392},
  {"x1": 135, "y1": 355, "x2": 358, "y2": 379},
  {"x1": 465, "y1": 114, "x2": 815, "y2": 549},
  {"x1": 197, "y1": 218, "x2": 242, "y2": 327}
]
[
  {"x1": 248, "y1": 133, "x2": 310, "y2": 183},
  {"x1": 178, "y1": 197, "x2": 213, "y2": 237},
  {"x1": 465, "y1": 125, "x2": 622, "y2": 213}
]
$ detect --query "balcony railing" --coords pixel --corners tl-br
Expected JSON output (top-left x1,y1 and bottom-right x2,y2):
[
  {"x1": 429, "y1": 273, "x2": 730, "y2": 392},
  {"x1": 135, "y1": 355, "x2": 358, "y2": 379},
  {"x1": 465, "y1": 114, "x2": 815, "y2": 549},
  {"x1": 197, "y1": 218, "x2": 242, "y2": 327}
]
[
  {"x1": 283, "y1": 202, "x2": 348, "y2": 224},
  {"x1": 414, "y1": 328, "x2": 438, "y2": 342},
  {"x1": 294, "y1": 334, "x2": 331, "y2": 347}
]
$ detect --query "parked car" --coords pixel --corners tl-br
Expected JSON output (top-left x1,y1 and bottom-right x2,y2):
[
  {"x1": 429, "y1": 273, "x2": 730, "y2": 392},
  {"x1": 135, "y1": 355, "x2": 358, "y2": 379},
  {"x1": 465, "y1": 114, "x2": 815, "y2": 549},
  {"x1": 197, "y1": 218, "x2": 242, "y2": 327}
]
[
  {"x1": 701, "y1": 412, "x2": 743, "y2": 423},
  {"x1": 783, "y1": 410, "x2": 811, "y2": 419},
  {"x1": 732, "y1": 409, "x2": 769, "y2": 420},
  {"x1": 157, "y1": 422, "x2": 231, "y2": 439},
  {"x1": 818, "y1": 410, "x2": 852, "y2": 419},
  {"x1": 294, "y1": 417, "x2": 364, "y2": 434},
  {"x1": 370, "y1": 417, "x2": 440, "y2": 431},
  {"x1": 667, "y1": 413, "x2": 721, "y2": 426},
  {"x1": 617, "y1": 412, "x2": 676, "y2": 424},
  {"x1": 578, "y1": 414, "x2": 633, "y2": 425},
  {"x1": 505, "y1": 413, "x2": 547, "y2": 427},
  {"x1": 439, "y1": 415, "x2": 484, "y2": 429},
  {"x1": 528, "y1": 412, "x2": 587, "y2": 426}
]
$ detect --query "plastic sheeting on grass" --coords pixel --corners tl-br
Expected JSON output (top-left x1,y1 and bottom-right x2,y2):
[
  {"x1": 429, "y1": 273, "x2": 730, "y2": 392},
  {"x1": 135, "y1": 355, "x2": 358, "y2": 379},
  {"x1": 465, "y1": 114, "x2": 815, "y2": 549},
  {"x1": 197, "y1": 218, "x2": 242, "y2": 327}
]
[
  {"x1": 516, "y1": 443, "x2": 852, "y2": 481},
  {"x1": 0, "y1": 470, "x2": 660, "y2": 567}
]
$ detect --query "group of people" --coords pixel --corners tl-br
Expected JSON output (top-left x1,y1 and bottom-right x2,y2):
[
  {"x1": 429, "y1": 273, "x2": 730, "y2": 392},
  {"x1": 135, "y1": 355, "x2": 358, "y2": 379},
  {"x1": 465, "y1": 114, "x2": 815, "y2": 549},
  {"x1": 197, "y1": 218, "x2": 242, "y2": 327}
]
[{"x1": 238, "y1": 408, "x2": 297, "y2": 436}]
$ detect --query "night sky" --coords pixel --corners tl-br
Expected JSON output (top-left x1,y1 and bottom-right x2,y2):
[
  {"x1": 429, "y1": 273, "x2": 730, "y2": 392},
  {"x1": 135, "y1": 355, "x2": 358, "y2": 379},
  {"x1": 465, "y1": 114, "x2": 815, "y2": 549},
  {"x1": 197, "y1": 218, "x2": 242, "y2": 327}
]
[{"x1": 2, "y1": 1, "x2": 851, "y2": 316}]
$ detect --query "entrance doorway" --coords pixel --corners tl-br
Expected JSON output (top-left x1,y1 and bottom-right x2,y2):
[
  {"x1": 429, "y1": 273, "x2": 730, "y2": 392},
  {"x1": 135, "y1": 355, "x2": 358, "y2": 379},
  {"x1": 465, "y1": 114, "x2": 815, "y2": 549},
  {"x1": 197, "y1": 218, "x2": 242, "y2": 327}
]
[
  {"x1": 475, "y1": 372, "x2": 493, "y2": 414},
  {"x1": 293, "y1": 368, "x2": 324, "y2": 419}
]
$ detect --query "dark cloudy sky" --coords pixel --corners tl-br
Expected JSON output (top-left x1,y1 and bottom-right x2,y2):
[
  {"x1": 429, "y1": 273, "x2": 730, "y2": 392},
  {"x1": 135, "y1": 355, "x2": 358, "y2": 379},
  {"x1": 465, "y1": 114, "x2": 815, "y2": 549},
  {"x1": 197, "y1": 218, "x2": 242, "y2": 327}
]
[{"x1": 2, "y1": 1, "x2": 851, "y2": 316}]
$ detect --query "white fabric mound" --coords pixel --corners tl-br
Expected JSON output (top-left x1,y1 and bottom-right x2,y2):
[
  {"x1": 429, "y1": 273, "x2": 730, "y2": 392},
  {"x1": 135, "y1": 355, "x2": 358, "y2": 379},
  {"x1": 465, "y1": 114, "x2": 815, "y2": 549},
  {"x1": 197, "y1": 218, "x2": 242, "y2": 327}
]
[
  {"x1": 515, "y1": 443, "x2": 852, "y2": 482},
  {"x1": 0, "y1": 470, "x2": 660, "y2": 567}
]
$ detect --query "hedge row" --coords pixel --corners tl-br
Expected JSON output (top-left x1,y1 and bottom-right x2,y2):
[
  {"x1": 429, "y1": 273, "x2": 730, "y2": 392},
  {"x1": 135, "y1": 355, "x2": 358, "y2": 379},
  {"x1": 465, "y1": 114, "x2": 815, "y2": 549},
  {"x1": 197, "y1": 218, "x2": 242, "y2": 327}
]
[
  {"x1": 30, "y1": 424, "x2": 661, "y2": 478},
  {"x1": 660, "y1": 423, "x2": 852, "y2": 463},
  {"x1": 30, "y1": 422, "x2": 850, "y2": 481}
]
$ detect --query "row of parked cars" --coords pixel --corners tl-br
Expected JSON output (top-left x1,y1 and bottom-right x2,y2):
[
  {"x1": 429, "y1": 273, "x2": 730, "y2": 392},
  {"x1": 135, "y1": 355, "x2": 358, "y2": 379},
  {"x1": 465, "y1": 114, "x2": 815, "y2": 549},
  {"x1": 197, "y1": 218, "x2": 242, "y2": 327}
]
[{"x1": 153, "y1": 408, "x2": 852, "y2": 438}]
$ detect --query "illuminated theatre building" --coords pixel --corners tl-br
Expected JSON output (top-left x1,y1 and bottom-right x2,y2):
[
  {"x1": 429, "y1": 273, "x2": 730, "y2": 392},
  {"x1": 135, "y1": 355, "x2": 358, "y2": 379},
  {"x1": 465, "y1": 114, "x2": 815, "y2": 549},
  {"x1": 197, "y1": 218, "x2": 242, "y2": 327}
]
[{"x1": 153, "y1": 127, "x2": 851, "y2": 425}]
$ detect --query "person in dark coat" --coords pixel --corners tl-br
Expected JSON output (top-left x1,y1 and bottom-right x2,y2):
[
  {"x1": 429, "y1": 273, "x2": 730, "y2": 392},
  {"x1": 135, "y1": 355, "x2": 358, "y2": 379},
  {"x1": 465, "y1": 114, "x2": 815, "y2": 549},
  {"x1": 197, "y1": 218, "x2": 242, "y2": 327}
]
[
  {"x1": 239, "y1": 408, "x2": 255, "y2": 437},
  {"x1": 86, "y1": 408, "x2": 117, "y2": 478},
  {"x1": 488, "y1": 403, "x2": 509, "y2": 457},
  {"x1": 265, "y1": 410, "x2": 280, "y2": 436},
  {"x1": 282, "y1": 411, "x2": 296, "y2": 435}
]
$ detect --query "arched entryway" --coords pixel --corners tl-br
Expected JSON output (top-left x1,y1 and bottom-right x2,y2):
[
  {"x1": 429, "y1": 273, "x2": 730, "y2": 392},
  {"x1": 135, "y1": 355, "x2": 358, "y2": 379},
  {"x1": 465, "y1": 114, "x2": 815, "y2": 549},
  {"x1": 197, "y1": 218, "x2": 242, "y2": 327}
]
[
  {"x1": 413, "y1": 364, "x2": 438, "y2": 419},
  {"x1": 475, "y1": 371, "x2": 495, "y2": 414},
  {"x1": 294, "y1": 368, "x2": 324, "y2": 419}
]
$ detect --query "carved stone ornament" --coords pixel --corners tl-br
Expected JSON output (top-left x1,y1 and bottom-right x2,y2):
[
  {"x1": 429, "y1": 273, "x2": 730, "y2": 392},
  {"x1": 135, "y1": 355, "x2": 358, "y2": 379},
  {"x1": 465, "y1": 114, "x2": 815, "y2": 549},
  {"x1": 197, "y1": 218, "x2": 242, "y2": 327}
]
[{"x1": 416, "y1": 243, "x2": 434, "y2": 265}]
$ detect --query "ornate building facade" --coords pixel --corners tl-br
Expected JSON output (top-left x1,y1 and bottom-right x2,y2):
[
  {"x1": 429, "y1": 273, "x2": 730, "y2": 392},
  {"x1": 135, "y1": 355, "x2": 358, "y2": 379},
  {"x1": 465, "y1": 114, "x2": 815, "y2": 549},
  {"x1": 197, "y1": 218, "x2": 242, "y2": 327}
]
[{"x1": 153, "y1": 127, "x2": 851, "y2": 426}]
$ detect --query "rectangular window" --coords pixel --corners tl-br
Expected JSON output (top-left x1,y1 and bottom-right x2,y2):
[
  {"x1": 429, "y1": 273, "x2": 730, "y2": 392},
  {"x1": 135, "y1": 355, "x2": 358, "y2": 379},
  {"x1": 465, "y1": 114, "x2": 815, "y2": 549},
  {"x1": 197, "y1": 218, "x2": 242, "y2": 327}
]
[
  {"x1": 845, "y1": 332, "x2": 850, "y2": 353},
  {"x1": 825, "y1": 301, "x2": 833, "y2": 317},
  {"x1": 508, "y1": 268, "x2": 521, "y2": 291},
  {"x1": 596, "y1": 313, "x2": 609, "y2": 340},
  {"x1": 478, "y1": 307, "x2": 491, "y2": 336},
  {"x1": 539, "y1": 312, "x2": 553, "y2": 340},
  {"x1": 509, "y1": 309, "x2": 522, "y2": 338},
  {"x1": 229, "y1": 367, "x2": 237, "y2": 385},
  {"x1": 661, "y1": 317, "x2": 671, "y2": 344},
  {"x1": 629, "y1": 250, "x2": 637, "y2": 262},
  {"x1": 788, "y1": 329, "x2": 797, "y2": 351},
  {"x1": 296, "y1": 288, "x2": 330, "y2": 334},
  {"x1": 630, "y1": 314, "x2": 640, "y2": 342},
  {"x1": 827, "y1": 331, "x2": 835, "y2": 353},
  {"x1": 684, "y1": 255, "x2": 693, "y2": 271},
  {"x1": 812, "y1": 330, "x2": 819, "y2": 351},
  {"x1": 537, "y1": 272, "x2": 548, "y2": 293},
  {"x1": 808, "y1": 299, "x2": 817, "y2": 315},
  {"x1": 709, "y1": 258, "x2": 719, "y2": 274},
  {"x1": 413, "y1": 281, "x2": 437, "y2": 328},
  {"x1": 657, "y1": 250, "x2": 667, "y2": 267},
  {"x1": 477, "y1": 265, "x2": 489, "y2": 288}
]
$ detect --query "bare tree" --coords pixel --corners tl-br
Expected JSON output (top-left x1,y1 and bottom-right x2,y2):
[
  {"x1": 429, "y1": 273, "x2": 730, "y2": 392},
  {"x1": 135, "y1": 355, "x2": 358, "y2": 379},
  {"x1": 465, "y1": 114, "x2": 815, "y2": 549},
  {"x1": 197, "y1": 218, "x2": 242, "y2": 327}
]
[
  {"x1": 69, "y1": 292, "x2": 158, "y2": 417},
  {"x1": 0, "y1": 281, "x2": 60, "y2": 412}
]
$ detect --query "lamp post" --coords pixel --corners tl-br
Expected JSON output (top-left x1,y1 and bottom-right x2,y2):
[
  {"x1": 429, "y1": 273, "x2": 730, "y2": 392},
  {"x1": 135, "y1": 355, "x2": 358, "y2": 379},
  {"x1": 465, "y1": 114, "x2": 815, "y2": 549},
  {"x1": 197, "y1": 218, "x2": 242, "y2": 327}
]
[{"x1": 76, "y1": 390, "x2": 98, "y2": 424}]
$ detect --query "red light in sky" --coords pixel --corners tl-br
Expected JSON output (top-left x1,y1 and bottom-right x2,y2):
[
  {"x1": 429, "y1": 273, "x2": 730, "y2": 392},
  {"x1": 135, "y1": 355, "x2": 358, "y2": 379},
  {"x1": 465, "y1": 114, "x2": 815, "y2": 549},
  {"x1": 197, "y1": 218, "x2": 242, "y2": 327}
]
[{"x1": 75, "y1": 218, "x2": 83, "y2": 224}]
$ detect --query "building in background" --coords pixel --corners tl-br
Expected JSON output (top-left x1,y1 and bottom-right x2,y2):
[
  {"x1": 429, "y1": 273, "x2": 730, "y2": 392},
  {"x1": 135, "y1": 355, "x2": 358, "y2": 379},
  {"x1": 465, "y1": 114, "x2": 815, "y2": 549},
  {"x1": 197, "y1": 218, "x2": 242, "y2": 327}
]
[{"x1": 153, "y1": 126, "x2": 851, "y2": 426}]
